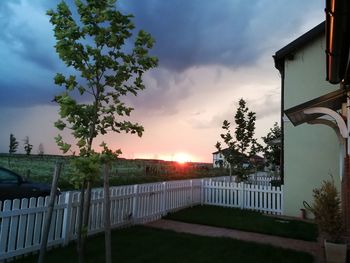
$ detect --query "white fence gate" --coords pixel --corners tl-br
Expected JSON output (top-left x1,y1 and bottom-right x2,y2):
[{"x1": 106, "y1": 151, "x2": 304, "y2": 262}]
[{"x1": 0, "y1": 177, "x2": 283, "y2": 261}]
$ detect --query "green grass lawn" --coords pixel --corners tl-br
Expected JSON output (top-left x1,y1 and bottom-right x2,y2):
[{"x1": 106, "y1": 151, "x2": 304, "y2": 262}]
[
  {"x1": 17, "y1": 226, "x2": 313, "y2": 263},
  {"x1": 164, "y1": 205, "x2": 318, "y2": 241}
]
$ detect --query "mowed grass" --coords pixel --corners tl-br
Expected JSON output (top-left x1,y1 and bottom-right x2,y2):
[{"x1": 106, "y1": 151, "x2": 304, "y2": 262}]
[
  {"x1": 164, "y1": 205, "x2": 318, "y2": 241},
  {"x1": 17, "y1": 226, "x2": 313, "y2": 263}
]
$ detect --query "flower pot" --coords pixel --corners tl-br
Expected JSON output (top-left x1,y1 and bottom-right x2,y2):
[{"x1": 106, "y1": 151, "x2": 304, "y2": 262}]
[{"x1": 324, "y1": 240, "x2": 347, "y2": 263}]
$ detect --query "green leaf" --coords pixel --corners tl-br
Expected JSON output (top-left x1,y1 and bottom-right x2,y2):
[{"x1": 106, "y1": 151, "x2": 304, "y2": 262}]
[{"x1": 54, "y1": 120, "x2": 66, "y2": 130}]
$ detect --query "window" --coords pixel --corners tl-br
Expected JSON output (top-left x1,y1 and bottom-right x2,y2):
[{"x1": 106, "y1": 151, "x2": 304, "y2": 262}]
[{"x1": 0, "y1": 169, "x2": 19, "y2": 184}]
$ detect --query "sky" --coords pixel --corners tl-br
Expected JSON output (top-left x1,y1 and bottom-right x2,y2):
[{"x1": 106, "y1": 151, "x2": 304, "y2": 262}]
[{"x1": 0, "y1": 0, "x2": 325, "y2": 163}]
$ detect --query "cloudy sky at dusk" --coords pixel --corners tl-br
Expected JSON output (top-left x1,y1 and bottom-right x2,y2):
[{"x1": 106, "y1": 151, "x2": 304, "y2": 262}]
[{"x1": 0, "y1": 0, "x2": 324, "y2": 162}]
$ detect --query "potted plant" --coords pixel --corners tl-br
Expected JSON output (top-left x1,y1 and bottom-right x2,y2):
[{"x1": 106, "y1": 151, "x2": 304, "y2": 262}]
[{"x1": 307, "y1": 176, "x2": 346, "y2": 263}]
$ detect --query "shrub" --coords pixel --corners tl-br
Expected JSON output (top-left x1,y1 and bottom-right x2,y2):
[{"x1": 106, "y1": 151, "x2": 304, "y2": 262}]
[{"x1": 308, "y1": 177, "x2": 344, "y2": 243}]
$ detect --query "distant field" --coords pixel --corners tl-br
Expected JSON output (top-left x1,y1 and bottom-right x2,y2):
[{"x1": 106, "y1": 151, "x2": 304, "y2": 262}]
[{"x1": 0, "y1": 154, "x2": 225, "y2": 191}]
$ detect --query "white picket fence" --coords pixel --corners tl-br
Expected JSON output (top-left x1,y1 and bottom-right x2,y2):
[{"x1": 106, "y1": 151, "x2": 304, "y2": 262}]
[
  {"x1": 202, "y1": 180, "x2": 283, "y2": 214},
  {"x1": 0, "y1": 179, "x2": 202, "y2": 261},
  {"x1": 0, "y1": 177, "x2": 283, "y2": 261}
]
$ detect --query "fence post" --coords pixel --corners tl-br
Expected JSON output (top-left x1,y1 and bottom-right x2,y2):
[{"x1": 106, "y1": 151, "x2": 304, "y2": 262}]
[
  {"x1": 132, "y1": 185, "x2": 139, "y2": 224},
  {"x1": 62, "y1": 191, "x2": 73, "y2": 246},
  {"x1": 161, "y1": 182, "x2": 167, "y2": 216},
  {"x1": 280, "y1": 185, "x2": 284, "y2": 215},
  {"x1": 190, "y1": 180, "x2": 193, "y2": 206},
  {"x1": 240, "y1": 183, "x2": 245, "y2": 209},
  {"x1": 200, "y1": 179, "x2": 204, "y2": 205}
]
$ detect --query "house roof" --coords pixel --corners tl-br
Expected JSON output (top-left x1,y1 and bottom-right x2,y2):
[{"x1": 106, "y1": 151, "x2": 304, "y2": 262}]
[
  {"x1": 250, "y1": 154, "x2": 264, "y2": 160},
  {"x1": 284, "y1": 88, "x2": 346, "y2": 126},
  {"x1": 266, "y1": 137, "x2": 281, "y2": 146},
  {"x1": 212, "y1": 148, "x2": 231, "y2": 155},
  {"x1": 273, "y1": 22, "x2": 325, "y2": 73},
  {"x1": 212, "y1": 148, "x2": 251, "y2": 159}
]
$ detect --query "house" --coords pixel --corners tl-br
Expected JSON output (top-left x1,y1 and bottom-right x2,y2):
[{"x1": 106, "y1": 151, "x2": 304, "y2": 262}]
[
  {"x1": 249, "y1": 154, "x2": 265, "y2": 167},
  {"x1": 212, "y1": 149, "x2": 230, "y2": 168},
  {"x1": 212, "y1": 149, "x2": 262, "y2": 169},
  {"x1": 273, "y1": 22, "x2": 342, "y2": 218}
]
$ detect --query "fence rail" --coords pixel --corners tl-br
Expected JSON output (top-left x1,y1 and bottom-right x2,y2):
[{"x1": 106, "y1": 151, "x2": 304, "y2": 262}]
[{"x1": 0, "y1": 176, "x2": 283, "y2": 261}]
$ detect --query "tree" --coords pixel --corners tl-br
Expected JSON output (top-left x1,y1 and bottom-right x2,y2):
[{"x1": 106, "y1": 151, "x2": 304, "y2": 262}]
[
  {"x1": 9, "y1": 134, "x2": 19, "y2": 154},
  {"x1": 38, "y1": 143, "x2": 45, "y2": 156},
  {"x1": 216, "y1": 98, "x2": 261, "y2": 181},
  {"x1": 23, "y1": 136, "x2": 33, "y2": 155},
  {"x1": 47, "y1": 1, "x2": 158, "y2": 262},
  {"x1": 262, "y1": 122, "x2": 281, "y2": 170},
  {"x1": 262, "y1": 122, "x2": 281, "y2": 183}
]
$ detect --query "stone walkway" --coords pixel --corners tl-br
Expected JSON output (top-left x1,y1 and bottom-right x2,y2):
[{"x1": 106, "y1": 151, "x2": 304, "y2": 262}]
[{"x1": 146, "y1": 219, "x2": 324, "y2": 263}]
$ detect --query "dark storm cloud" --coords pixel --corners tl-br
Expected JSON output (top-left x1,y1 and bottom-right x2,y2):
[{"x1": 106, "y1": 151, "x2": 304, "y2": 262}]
[
  {"x1": 121, "y1": 0, "x2": 322, "y2": 71},
  {"x1": 125, "y1": 68, "x2": 193, "y2": 115},
  {"x1": 0, "y1": 0, "x2": 322, "y2": 109}
]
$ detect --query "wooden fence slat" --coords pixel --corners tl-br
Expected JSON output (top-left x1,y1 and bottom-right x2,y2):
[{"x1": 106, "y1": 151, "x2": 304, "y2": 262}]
[
  {"x1": 8, "y1": 199, "x2": 20, "y2": 252},
  {"x1": 0, "y1": 200, "x2": 12, "y2": 254},
  {"x1": 17, "y1": 198, "x2": 29, "y2": 250},
  {"x1": 33, "y1": 197, "x2": 44, "y2": 245}
]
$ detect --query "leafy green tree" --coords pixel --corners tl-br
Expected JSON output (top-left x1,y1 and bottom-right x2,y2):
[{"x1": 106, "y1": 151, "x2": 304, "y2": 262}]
[
  {"x1": 9, "y1": 134, "x2": 19, "y2": 154},
  {"x1": 47, "y1": 0, "x2": 157, "y2": 262},
  {"x1": 23, "y1": 136, "x2": 33, "y2": 155},
  {"x1": 38, "y1": 143, "x2": 45, "y2": 157},
  {"x1": 262, "y1": 122, "x2": 281, "y2": 170},
  {"x1": 216, "y1": 98, "x2": 261, "y2": 181}
]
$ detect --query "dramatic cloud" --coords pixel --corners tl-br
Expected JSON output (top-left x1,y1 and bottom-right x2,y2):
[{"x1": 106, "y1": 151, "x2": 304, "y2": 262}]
[
  {"x1": 121, "y1": 0, "x2": 323, "y2": 71},
  {"x1": 0, "y1": 0, "x2": 325, "y2": 161}
]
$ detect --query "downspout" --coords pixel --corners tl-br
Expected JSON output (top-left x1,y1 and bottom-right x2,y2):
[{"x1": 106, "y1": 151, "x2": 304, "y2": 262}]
[
  {"x1": 273, "y1": 55, "x2": 285, "y2": 184},
  {"x1": 280, "y1": 64, "x2": 285, "y2": 184},
  {"x1": 325, "y1": 0, "x2": 350, "y2": 84}
]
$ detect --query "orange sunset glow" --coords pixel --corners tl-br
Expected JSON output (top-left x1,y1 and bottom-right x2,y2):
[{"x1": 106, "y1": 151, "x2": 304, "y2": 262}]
[{"x1": 173, "y1": 153, "x2": 192, "y2": 164}]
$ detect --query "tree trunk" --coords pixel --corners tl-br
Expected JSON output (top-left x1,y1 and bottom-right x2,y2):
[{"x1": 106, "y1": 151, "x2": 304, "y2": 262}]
[
  {"x1": 38, "y1": 162, "x2": 62, "y2": 263},
  {"x1": 77, "y1": 181, "x2": 86, "y2": 263},
  {"x1": 83, "y1": 180, "x2": 92, "y2": 229},
  {"x1": 77, "y1": 180, "x2": 92, "y2": 263},
  {"x1": 103, "y1": 164, "x2": 112, "y2": 263}
]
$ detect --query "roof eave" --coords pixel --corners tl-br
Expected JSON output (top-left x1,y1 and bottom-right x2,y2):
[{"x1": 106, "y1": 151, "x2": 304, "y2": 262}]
[{"x1": 273, "y1": 21, "x2": 325, "y2": 73}]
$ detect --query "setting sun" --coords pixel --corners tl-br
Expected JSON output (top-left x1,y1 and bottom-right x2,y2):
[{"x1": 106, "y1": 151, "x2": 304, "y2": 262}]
[{"x1": 173, "y1": 153, "x2": 191, "y2": 164}]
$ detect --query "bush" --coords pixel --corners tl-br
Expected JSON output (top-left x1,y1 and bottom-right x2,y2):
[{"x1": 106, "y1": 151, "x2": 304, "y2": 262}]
[{"x1": 307, "y1": 176, "x2": 344, "y2": 243}]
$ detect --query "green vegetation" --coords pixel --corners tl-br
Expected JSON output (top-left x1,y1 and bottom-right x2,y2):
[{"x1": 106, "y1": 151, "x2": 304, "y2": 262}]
[
  {"x1": 9, "y1": 133, "x2": 19, "y2": 155},
  {"x1": 47, "y1": 0, "x2": 160, "y2": 259},
  {"x1": 165, "y1": 205, "x2": 318, "y2": 241},
  {"x1": 0, "y1": 154, "x2": 220, "y2": 191},
  {"x1": 23, "y1": 136, "x2": 33, "y2": 155},
  {"x1": 17, "y1": 226, "x2": 313, "y2": 263},
  {"x1": 306, "y1": 176, "x2": 344, "y2": 243},
  {"x1": 215, "y1": 98, "x2": 262, "y2": 181}
]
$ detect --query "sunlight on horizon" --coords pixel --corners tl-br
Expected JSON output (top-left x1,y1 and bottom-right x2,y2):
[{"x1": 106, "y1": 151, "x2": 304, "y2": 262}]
[
  {"x1": 132, "y1": 152, "x2": 195, "y2": 163},
  {"x1": 173, "y1": 152, "x2": 192, "y2": 164}
]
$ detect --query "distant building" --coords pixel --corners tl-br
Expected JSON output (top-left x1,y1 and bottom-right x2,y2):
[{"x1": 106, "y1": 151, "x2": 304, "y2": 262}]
[
  {"x1": 212, "y1": 149, "x2": 229, "y2": 168},
  {"x1": 249, "y1": 154, "x2": 265, "y2": 167},
  {"x1": 212, "y1": 149, "x2": 262, "y2": 169}
]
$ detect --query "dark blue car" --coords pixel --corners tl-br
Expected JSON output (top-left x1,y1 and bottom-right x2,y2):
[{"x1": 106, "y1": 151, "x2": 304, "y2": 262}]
[{"x1": 0, "y1": 167, "x2": 59, "y2": 201}]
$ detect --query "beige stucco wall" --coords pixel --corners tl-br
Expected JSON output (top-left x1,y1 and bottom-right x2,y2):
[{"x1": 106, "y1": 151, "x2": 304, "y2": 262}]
[{"x1": 283, "y1": 34, "x2": 341, "y2": 218}]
